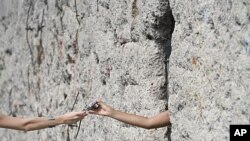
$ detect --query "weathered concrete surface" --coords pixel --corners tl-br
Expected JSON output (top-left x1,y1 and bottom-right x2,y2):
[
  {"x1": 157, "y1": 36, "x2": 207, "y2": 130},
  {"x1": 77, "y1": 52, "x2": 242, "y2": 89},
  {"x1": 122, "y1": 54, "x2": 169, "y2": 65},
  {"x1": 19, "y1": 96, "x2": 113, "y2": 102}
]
[
  {"x1": 1, "y1": 0, "x2": 249, "y2": 141},
  {"x1": 0, "y1": 0, "x2": 173, "y2": 141},
  {"x1": 169, "y1": 0, "x2": 250, "y2": 141}
]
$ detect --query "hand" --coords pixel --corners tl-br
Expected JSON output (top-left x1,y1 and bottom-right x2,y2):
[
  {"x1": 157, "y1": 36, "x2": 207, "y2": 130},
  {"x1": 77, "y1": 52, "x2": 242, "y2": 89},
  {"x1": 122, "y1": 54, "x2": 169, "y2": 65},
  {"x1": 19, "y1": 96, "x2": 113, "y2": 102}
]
[
  {"x1": 58, "y1": 111, "x2": 87, "y2": 125},
  {"x1": 89, "y1": 101, "x2": 115, "y2": 117}
]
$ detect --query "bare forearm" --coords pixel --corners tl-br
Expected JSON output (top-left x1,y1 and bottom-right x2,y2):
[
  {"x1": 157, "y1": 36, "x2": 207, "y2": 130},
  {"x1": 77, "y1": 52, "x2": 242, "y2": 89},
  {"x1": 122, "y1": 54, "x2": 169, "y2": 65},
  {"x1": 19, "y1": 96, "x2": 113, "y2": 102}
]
[
  {"x1": 89, "y1": 101, "x2": 170, "y2": 129},
  {"x1": 21, "y1": 116, "x2": 64, "y2": 131},
  {"x1": 107, "y1": 110, "x2": 170, "y2": 129},
  {"x1": 109, "y1": 110, "x2": 152, "y2": 129},
  {"x1": 0, "y1": 116, "x2": 63, "y2": 131},
  {"x1": 0, "y1": 111, "x2": 86, "y2": 131}
]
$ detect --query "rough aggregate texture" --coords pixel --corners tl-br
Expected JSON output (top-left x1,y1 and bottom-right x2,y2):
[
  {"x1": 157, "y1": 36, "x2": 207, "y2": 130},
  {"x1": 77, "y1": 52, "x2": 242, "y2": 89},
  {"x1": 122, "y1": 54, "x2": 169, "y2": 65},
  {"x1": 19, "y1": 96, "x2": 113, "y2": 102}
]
[
  {"x1": 169, "y1": 0, "x2": 250, "y2": 141},
  {"x1": 0, "y1": 0, "x2": 173, "y2": 141},
  {"x1": 0, "y1": 0, "x2": 249, "y2": 141}
]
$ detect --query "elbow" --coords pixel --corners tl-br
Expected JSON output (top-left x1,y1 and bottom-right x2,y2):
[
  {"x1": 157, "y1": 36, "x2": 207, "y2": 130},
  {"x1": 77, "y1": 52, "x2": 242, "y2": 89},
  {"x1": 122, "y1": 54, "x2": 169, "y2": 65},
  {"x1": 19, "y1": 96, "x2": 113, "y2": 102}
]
[
  {"x1": 143, "y1": 122, "x2": 157, "y2": 129},
  {"x1": 143, "y1": 123, "x2": 167, "y2": 130},
  {"x1": 23, "y1": 125, "x2": 32, "y2": 132},
  {"x1": 143, "y1": 117, "x2": 170, "y2": 130},
  {"x1": 143, "y1": 120, "x2": 155, "y2": 130},
  {"x1": 21, "y1": 121, "x2": 33, "y2": 132}
]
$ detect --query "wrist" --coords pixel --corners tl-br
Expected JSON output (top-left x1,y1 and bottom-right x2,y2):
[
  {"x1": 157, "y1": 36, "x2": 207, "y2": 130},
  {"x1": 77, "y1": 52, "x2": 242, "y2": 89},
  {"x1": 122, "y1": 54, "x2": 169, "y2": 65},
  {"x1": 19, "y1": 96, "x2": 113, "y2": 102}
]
[
  {"x1": 55, "y1": 115, "x2": 64, "y2": 124},
  {"x1": 108, "y1": 109, "x2": 117, "y2": 117}
]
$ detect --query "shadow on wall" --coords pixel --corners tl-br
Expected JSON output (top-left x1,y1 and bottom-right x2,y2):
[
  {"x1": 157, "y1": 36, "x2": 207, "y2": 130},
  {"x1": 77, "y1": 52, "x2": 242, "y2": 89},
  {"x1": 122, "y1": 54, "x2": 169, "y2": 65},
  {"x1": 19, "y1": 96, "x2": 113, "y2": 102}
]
[
  {"x1": 156, "y1": 1, "x2": 175, "y2": 141},
  {"x1": 155, "y1": 1, "x2": 175, "y2": 103},
  {"x1": 157, "y1": 7, "x2": 175, "y2": 59}
]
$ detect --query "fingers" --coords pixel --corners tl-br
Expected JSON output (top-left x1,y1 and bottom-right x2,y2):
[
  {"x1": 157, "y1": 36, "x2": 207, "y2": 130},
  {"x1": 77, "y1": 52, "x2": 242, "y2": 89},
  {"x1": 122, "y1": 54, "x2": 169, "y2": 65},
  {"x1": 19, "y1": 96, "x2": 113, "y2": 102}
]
[
  {"x1": 96, "y1": 100, "x2": 105, "y2": 106},
  {"x1": 70, "y1": 100, "x2": 107, "y2": 118}
]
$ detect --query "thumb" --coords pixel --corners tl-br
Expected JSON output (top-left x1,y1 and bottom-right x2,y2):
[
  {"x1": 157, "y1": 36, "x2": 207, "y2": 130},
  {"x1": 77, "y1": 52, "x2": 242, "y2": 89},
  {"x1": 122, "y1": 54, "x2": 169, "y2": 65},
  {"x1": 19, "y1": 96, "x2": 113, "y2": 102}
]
[{"x1": 97, "y1": 100, "x2": 106, "y2": 108}]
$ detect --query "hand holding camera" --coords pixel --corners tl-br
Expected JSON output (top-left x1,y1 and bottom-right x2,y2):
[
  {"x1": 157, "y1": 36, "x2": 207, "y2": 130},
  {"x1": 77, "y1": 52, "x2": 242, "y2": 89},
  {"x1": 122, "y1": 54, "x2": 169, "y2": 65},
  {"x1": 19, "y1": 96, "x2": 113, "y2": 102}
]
[
  {"x1": 88, "y1": 101, "x2": 115, "y2": 117},
  {"x1": 87, "y1": 101, "x2": 100, "y2": 110}
]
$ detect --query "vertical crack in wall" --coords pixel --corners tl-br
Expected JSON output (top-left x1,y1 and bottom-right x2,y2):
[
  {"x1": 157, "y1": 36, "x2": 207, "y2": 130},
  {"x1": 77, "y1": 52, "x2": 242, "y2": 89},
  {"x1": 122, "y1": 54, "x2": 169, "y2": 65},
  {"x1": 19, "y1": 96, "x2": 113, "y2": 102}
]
[
  {"x1": 25, "y1": 0, "x2": 46, "y2": 95},
  {"x1": 55, "y1": 0, "x2": 65, "y2": 31},
  {"x1": 164, "y1": 7, "x2": 174, "y2": 141},
  {"x1": 36, "y1": 9, "x2": 45, "y2": 92},
  {"x1": 154, "y1": 1, "x2": 175, "y2": 140},
  {"x1": 153, "y1": 1, "x2": 175, "y2": 101},
  {"x1": 25, "y1": 0, "x2": 34, "y2": 73},
  {"x1": 131, "y1": 0, "x2": 139, "y2": 41},
  {"x1": 37, "y1": 9, "x2": 45, "y2": 67},
  {"x1": 74, "y1": 0, "x2": 80, "y2": 25}
]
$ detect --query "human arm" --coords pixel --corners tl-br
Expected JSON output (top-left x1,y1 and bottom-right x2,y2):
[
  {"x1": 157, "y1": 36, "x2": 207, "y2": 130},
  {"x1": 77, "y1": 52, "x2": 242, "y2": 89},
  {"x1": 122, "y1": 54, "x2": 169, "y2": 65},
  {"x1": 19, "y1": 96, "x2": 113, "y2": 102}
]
[
  {"x1": 89, "y1": 101, "x2": 170, "y2": 129},
  {"x1": 0, "y1": 111, "x2": 87, "y2": 131}
]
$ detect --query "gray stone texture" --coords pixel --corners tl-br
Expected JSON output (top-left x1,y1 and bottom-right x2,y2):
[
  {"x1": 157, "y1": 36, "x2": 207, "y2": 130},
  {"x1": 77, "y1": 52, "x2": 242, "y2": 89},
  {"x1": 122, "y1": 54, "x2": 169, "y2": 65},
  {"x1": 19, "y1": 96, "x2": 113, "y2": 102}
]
[
  {"x1": 169, "y1": 0, "x2": 250, "y2": 141},
  {"x1": 0, "y1": 0, "x2": 173, "y2": 141},
  {"x1": 0, "y1": 0, "x2": 249, "y2": 141}
]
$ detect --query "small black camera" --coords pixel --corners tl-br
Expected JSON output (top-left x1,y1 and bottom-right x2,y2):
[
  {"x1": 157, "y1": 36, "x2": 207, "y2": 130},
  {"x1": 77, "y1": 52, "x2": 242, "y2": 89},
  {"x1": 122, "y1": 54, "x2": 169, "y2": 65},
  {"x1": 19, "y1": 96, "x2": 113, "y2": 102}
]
[{"x1": 87, "y1": 101, "x2": 99, "y2": 110}]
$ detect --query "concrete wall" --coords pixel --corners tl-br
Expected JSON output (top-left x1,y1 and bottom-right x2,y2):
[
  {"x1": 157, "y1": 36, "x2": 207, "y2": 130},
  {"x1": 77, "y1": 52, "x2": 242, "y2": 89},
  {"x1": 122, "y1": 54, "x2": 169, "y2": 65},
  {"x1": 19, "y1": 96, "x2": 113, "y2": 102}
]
[
  {"x1": 0, "y1": 0, "x2": 249, "y2": 141},
  {"x1": 169, "y1": 0, "x2": 250, "y2": 140},
  {"x1": 0, "y1": 0, "x2": 173, "y2": 141}
]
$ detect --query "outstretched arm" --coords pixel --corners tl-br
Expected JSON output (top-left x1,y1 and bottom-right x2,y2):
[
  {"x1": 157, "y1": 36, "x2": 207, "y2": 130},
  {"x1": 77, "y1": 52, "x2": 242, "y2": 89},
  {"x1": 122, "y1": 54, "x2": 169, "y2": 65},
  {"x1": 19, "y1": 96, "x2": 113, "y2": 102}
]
[
  {"x1": 0, "y1": 111, "x2": 87, "y2": 131},
  {"x1": 90, "y1": 101, "x2": 170, "y2": 129}
]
